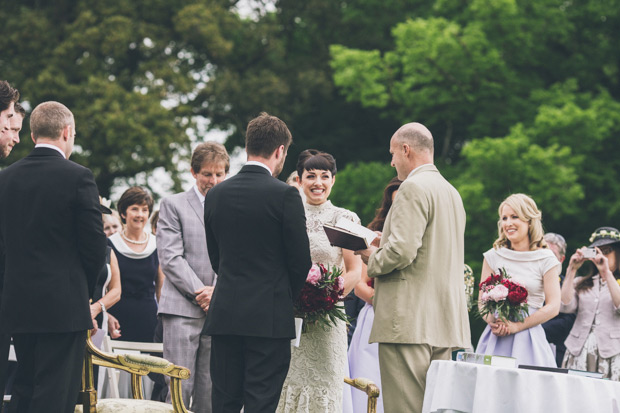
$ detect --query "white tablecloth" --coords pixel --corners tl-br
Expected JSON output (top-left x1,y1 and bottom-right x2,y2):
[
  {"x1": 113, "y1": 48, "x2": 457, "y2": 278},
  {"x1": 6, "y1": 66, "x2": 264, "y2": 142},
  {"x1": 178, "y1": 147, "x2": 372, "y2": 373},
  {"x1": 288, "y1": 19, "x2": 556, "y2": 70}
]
[{"x1": 423, "y1": 360, "x2": 620, "y2": 413}]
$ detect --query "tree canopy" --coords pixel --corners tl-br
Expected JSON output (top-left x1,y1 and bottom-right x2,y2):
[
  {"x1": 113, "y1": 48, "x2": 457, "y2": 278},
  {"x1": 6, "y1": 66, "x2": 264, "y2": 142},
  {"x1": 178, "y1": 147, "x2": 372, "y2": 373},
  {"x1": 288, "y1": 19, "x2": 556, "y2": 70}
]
[{"x1": 2, "y1": 0, "x2": 620, "y2": 343}]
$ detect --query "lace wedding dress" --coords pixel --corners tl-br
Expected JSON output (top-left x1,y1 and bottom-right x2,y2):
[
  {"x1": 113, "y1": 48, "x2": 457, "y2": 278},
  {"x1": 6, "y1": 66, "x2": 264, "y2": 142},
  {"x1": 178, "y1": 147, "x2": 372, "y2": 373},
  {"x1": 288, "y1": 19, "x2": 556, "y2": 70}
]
[{"x1": 277, "y1": 200, "x2": 358, "y2": 412}]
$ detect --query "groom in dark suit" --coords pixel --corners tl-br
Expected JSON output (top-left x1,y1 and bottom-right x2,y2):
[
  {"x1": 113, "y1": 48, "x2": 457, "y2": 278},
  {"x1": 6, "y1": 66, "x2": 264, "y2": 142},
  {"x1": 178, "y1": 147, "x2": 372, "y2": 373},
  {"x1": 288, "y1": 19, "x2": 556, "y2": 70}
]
[
  {"x1": 203, "y1": 112, "x2": 312, "y2": 413},
  {"x1": 0, "y1": 101, "x2": 106, "y2": 413}
]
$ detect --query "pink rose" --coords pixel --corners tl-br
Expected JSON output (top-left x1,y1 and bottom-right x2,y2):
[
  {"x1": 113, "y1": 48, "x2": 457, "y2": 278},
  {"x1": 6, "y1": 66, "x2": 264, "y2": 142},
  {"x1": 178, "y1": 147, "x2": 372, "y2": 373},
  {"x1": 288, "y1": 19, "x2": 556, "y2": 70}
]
[
  {"x1": 336, "y1": 276, "x2": 344, "y2": 291},
  {"x1": 480, "y1": 291, "x2": 490, "y2": 303},
  {"x1": 306, "y1": 264, "x2": 322, "y2": 285},
  {"x1": 488, "y1": 285, "x2": 509, "y2": 302}
]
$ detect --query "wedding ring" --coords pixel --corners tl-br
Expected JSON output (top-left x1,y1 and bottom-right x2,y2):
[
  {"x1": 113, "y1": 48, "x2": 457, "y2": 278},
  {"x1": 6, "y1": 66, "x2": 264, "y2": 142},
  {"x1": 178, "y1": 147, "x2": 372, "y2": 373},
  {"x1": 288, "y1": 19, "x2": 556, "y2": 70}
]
[{"x1": 114, "y1": 329, "x2": 120, "y2": 334}]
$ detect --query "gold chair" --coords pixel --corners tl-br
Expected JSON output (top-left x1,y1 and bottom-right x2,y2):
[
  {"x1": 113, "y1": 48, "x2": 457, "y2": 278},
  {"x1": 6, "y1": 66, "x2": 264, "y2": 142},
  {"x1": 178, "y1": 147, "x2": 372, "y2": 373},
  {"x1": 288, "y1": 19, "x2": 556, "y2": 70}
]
[
  {"x1": 345, "y1": 376, "x2": 380, "y2": 413},
  {"x1": 76, "y1": 333, "x2": 191, "y2": 413}
]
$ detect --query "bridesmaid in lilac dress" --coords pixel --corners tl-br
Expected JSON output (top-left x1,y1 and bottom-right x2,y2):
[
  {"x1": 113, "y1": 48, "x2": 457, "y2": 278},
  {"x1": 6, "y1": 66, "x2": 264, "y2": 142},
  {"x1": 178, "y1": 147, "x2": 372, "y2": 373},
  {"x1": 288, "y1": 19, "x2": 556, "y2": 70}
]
[
  {"x1": 476, "y1": 194, "x2": 561, "y2": 367},
  {"x1": 348, "y1": 177, "x2": 401, "y2": 413}
]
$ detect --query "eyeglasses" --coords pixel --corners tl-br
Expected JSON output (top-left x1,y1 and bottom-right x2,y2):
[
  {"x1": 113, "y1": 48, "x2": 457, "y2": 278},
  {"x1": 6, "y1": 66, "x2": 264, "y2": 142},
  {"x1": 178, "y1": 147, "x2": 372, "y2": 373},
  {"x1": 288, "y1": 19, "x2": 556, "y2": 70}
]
[{"x1": 600, "y1": 246, "x2": 614, "y2": 255}]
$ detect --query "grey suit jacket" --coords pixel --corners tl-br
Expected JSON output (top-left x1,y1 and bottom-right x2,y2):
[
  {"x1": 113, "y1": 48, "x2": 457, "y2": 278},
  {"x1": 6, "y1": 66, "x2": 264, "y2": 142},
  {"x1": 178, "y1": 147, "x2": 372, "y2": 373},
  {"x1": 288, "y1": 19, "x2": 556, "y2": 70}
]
[
  {"x1": 367, "y1": 164, "x2": 470, "y2": 348},
  {"x1": 562, "y1": 275, "x2": 620, "y2": 359},
  {"x1": 157, "y1": 188, "x2": 216, "y2": 318}
]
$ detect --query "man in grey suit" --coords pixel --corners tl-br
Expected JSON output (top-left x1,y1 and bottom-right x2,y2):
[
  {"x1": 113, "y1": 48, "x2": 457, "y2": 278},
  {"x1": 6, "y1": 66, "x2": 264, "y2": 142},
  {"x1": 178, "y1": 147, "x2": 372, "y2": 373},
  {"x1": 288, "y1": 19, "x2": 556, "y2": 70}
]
[
  {"x1": 157, "y1": 142, "x2": 229, "y2": 412},
  {"x1": 356, "y1": 123, "x2": 470, "y2": 413}
]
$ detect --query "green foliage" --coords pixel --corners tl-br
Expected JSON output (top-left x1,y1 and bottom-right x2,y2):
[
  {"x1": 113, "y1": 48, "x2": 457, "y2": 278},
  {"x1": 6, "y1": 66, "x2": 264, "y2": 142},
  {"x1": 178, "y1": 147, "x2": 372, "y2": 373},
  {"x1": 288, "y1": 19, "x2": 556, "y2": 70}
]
[
  {"x1": 454, "y1": 123, "x2": 583, "y2": 274},
  {"x1": 0, "y1": 1, "x2": 193, "y2": 197},
  {"x1": 329, "y1": 162, "x2": 397, "y2": 226},
  {"x1": 3, "y1": 0, "x2": 620, "y2": 346}
]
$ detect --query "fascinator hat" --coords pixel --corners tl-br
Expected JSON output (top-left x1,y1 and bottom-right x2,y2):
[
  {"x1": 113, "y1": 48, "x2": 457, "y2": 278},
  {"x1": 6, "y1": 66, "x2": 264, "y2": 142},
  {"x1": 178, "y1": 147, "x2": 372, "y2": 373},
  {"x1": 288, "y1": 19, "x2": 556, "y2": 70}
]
[
  {"x1": 588, "y1": 227, "x2": 620, "y2": 248},
  {"x1": 99, "y1": 196, "x2": 112, "y2": 215}
]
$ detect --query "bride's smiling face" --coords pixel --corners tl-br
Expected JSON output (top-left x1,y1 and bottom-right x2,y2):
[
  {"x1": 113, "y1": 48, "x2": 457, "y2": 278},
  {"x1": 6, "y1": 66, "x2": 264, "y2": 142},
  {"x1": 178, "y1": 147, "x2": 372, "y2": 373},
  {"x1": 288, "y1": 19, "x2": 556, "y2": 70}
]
[
  {"x1": 500, "y1": 204, "x2": 529, "y2": 246},
  {"x1": 300, "y1": 168, "x2": 335, "y2": 206}
]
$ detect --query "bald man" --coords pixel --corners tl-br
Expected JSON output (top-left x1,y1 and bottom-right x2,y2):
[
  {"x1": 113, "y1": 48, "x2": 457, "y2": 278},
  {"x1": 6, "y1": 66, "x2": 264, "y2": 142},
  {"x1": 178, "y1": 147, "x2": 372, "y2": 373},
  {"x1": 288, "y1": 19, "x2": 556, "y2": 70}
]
[{"x1": 356, "y1": 123, "x2": 470, "y2": 412}]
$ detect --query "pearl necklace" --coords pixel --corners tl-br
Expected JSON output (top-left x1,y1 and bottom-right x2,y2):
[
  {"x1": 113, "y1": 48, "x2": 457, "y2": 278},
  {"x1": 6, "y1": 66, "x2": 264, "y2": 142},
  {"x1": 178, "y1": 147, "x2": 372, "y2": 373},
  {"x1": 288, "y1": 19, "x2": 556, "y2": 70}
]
[{"x1": 120, "y1": 229, "x2": 149, "y2": 245}]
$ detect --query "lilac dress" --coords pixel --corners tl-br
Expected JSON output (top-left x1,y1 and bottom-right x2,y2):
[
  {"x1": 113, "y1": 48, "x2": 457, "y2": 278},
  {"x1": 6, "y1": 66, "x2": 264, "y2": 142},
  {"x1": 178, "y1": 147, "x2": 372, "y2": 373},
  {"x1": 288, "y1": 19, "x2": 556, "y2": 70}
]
[
  {"x1": 348, "y1": 302, "x2": 384, "y2": 413},
  {"x1": 476, "y1": 247, "x2": 559, "y2": 367}
]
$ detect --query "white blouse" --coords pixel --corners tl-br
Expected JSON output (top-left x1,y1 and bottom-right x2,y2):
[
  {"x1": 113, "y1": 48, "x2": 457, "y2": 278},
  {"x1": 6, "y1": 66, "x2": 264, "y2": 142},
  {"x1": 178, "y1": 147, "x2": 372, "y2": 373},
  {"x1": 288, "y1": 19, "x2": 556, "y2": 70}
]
[{"x1": 483, "y1": 247, "x2": 560, "y2": 310}]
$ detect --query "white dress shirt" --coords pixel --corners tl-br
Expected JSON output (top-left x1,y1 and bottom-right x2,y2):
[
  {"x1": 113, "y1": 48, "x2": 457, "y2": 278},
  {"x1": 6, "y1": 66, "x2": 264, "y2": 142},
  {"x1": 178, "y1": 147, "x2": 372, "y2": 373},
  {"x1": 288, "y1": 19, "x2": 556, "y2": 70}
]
[
  {"x1": 245, "y1": 160, "x2": 272, "y2": 175},
  {"x1": 35, "y1": 143, "x2": 66, "y2": 159},
  {"x1": 193, "y1": 185, "x2": 205, "y2": 207}
]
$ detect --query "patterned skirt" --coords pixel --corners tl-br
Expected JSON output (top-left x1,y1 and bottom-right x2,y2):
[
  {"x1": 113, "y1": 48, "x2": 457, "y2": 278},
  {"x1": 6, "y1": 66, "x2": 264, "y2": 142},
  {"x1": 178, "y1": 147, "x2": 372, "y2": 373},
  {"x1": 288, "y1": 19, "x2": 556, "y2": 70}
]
[{"x1": 562, "y1": 330, "x2": 620, "y2": 380}]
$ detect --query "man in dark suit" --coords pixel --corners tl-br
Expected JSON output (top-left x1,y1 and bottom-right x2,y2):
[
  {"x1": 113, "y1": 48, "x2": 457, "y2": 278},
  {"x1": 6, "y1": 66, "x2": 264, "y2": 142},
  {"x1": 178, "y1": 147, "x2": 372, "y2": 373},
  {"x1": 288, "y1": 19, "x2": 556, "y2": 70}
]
[
  {"x1": 203, "y1": 112, "x2": 312, "y2": 413},
  {"x1": 0, "y1": 80, "x2": 20, "y2": 406},
  {"x1": 0, "y1": 101, "x2": 106, "y2": 413},
  {"x1": 0, "y1": 80, "x2": 19, "y2": 159}
]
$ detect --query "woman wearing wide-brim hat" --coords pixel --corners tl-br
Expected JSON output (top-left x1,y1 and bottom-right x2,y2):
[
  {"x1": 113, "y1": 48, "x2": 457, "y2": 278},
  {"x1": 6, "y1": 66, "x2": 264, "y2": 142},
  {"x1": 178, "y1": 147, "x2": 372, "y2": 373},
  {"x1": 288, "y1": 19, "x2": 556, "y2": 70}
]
[{"x1": 560, "y1": 226, "x2": 620, "y2": 378}]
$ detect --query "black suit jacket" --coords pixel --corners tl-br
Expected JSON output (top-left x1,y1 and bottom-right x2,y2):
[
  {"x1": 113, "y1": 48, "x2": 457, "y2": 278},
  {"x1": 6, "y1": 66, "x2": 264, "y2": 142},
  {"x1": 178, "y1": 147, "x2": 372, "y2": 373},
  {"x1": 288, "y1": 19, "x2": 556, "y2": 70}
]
[
  {"x1": 0, "y1": 147, "x2": 106, "y2": 334},
  {"x1": 203, "y1": 164, "x2": 311, "y2": 339}
]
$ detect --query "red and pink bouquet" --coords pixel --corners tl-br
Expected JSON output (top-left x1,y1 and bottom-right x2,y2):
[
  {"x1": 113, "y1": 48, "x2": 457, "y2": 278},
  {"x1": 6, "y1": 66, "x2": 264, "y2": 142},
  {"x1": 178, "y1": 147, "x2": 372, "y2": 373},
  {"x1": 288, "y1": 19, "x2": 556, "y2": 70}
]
[
  {"x1": 478, "y1": 267, "x2": 529, "y2": 322},
  {"x1": 294, "y1": 263, "x2": 348, "y2": 330}
]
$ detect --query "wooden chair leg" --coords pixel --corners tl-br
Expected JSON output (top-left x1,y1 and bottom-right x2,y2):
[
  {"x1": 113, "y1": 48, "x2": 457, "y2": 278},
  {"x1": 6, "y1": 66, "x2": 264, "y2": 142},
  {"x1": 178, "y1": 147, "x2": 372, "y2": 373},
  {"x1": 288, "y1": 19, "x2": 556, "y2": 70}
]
[{"x1": 130, "y1": 374, "x2": 144, "y2": 399}]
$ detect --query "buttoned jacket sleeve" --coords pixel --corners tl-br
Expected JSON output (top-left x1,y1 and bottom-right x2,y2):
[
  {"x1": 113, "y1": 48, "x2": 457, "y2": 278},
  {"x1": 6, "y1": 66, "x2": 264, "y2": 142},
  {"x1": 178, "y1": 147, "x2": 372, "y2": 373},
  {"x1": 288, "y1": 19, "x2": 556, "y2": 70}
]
[{"x1": 367, "y1": 179, "x2": 427, "y2": 278}]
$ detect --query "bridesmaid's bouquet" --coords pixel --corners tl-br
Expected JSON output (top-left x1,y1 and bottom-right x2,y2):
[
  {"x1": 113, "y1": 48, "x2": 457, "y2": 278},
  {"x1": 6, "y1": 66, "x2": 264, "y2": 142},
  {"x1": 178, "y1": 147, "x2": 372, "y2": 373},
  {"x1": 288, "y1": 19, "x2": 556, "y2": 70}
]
[
  {"x1": 478, "y1": 267, "x2": 529, "y2": 322},
  {"x1": 294, "y1": 263, "x2": 348, "y2": 330}
]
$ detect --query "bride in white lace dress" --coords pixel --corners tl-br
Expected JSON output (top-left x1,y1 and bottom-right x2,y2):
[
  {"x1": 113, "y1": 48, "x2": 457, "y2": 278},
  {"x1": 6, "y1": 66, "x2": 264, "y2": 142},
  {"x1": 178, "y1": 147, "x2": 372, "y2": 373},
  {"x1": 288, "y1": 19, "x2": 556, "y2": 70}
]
[{"x1": 277, "y1": 150, "x2": 362, "y2": 413}]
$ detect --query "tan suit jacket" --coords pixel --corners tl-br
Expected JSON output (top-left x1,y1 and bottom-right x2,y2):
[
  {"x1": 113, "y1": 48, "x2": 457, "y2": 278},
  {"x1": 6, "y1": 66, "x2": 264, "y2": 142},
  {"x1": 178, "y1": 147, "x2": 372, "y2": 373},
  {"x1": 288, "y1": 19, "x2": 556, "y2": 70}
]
[{"x1": 368, "y1": 164, "x2": 470, "y2": 348}]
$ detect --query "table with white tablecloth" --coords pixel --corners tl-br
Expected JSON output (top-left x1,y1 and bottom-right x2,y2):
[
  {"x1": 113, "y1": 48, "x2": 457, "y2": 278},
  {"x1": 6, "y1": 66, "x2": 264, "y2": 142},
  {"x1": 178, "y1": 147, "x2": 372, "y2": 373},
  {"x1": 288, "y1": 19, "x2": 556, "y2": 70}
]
[{"x1": 422, "y1": 360, "x2": 620, "y2": 413}]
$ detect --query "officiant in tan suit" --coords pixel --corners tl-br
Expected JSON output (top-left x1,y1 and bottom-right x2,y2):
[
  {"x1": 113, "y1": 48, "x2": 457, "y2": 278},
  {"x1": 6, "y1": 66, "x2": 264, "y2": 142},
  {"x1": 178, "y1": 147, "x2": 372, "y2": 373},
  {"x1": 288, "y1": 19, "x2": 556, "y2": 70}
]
[
  {"x1": 157, "y1": 142, "x2": 229, "y2": 412},
  {"x1": 356, "y1": 122, "x2": 470, "y2": 413}
]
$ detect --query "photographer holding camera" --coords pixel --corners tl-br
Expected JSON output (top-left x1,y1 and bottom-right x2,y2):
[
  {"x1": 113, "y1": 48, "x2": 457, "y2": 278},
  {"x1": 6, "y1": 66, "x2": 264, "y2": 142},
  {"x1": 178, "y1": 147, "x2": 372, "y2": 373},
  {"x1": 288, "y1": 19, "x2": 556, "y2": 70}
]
[{"x1": 560, "y1": 226, "x2": 620, "y2": 379}]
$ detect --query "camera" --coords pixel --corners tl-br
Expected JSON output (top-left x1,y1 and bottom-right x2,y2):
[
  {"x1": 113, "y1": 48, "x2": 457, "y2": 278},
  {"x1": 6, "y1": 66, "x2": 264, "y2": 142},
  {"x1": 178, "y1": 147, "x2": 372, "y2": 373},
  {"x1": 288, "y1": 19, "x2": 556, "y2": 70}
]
[{"x1": 582, "y1": 247, "x2": 597, "y2": 259}]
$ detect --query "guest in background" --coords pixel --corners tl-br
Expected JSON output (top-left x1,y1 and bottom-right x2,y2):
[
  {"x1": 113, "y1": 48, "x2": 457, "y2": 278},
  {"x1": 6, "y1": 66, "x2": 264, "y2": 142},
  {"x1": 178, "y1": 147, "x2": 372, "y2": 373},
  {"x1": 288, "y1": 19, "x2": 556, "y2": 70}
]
[
  {"x1": 0, "y1": 101, "x2": 106, "y2": 412},
  {"x1": 100, "y1": 203, "x2": 123, "y2": 338},
  {"x1": 150, "y1": 210, "x2": 159, "y2": 235},
  {"x1": 107, "y1": 186, "x2": 163, "y2": 343},
  {"x1": 476, "y1": 194, "x2": 560, "y2": 367},
  {"x1": 103, "y1": 209, "x2": 122, "y2": 238},
  {"x1": 277, "y1": 149, "x2": 363, "y2": 412},
  {"x1": 3, "y1": 102, "x2": 25, "y2": 156},
  {"x1": 0, "y1": 84, "x2": 21, "y2": 403},
  {"x1": 0, "y1": 80, "x2": 19, "y2": 158},
  {"x1": 90, "y1": 201, "x2": 122, "y2": 344},
  {"x1": 561, "y1": 227, "x2": 620, "y2": 379},
  {"x1": 157, "y1": 142, "x2": 229, "y2": 412},
  {"x1": 343, "y1": 292, "x2": 365, "y2": 346},
  {"x1": 286, "y1": 170, "x2": 305, "y2": 202},
  {"x1": 542, "y1": 232, "x2": 576, "y2": 367},
  {"x1": 348, "y1": 176, "x2": 402, "y2": 413}
]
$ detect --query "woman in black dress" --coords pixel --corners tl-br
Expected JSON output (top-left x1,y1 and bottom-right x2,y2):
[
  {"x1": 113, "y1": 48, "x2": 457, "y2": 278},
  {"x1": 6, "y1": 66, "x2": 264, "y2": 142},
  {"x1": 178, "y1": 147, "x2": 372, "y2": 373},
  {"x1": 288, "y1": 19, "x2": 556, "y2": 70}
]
[{"x1": 107, "y1": 187, "x2": 164, "y2": 343}]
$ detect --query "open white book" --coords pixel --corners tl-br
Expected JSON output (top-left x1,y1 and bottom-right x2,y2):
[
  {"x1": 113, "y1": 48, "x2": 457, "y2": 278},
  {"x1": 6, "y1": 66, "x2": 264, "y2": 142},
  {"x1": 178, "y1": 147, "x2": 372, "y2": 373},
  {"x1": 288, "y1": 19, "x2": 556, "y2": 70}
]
[{"x1": 323, "y1": 217, "x2": 378, "y2": 250}]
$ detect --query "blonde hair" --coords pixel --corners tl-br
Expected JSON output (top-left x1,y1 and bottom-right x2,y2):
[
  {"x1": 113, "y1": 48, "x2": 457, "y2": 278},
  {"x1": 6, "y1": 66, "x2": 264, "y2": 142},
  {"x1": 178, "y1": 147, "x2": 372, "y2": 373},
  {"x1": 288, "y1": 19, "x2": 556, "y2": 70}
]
[
  {"x1": 493, "y1": 193, "x2": 547, "y2": 251},
  {"x1": 30, "y1": 101, "x2": 73, "y2": 141}
]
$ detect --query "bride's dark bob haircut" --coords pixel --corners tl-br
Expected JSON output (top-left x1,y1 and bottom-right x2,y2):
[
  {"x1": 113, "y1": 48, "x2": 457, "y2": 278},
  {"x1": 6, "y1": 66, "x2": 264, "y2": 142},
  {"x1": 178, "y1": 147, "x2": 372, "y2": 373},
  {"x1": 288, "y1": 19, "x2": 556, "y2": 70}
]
[{"x1": 296, "y1": 149, "x2": 337, "y2": 179}]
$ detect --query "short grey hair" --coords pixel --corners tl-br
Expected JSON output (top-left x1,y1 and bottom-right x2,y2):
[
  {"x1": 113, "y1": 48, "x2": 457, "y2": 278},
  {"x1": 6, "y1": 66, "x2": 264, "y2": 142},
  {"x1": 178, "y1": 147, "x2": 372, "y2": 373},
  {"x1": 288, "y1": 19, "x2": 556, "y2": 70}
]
[
  {"x1": 30, "y1": 101, "x2": 74, "y2": 141},
  {"x1": 544, "y1": 232, "x2": 567, "y2": 257},
  {"x1": 394, "y1": 122, "x2": 434, "y2": 154}
]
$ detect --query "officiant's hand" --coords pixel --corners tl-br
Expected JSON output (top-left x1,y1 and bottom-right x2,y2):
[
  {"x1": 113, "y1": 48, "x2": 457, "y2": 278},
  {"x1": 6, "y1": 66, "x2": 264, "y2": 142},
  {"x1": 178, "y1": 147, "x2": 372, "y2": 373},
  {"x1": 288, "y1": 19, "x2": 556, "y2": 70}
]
[
  {"x1": 371, "y1": 231, "x2": 382, "y2": 248},
  {"x1": 354, "y1": 246, "x2": 377, "y2": 265}
]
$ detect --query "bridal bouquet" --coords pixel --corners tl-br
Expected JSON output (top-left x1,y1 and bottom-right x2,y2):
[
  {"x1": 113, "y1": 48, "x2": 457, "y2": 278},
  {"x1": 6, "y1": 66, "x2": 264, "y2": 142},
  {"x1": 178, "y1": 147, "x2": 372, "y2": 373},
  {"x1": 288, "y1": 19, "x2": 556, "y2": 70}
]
[
  {"x1": 478, "y1": 267, "x2": 529, "y2": 322},
  {"x1": 294, "y1": 263, "x2": 348, "y2": 330}
]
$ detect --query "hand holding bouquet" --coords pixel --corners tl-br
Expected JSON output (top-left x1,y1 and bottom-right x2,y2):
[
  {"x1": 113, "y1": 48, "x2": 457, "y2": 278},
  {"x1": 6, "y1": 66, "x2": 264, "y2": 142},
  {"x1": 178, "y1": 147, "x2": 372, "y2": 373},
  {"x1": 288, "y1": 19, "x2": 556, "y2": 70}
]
[
  {"x1": 294, "y1": 263, "x2": 348, "y2": 330},
  {"x1": 478, "y1": 267, "x2": 529, "y2": 323}
]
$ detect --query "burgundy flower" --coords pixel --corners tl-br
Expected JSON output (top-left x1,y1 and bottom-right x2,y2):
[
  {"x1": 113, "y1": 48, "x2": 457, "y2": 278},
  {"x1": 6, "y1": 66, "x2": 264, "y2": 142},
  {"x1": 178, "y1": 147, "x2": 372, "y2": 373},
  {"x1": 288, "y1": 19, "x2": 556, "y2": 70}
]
[{"x1": 507, "y1": 285, "x2": 528, "y2": 305}]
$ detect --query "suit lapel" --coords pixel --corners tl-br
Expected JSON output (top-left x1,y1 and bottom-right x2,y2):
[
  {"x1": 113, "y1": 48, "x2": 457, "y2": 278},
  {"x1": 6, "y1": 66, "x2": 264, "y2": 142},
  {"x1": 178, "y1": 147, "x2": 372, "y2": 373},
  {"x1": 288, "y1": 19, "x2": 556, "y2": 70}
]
[{"x1": 186, "y1": 188, "x2": 204, "y2": 225}]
